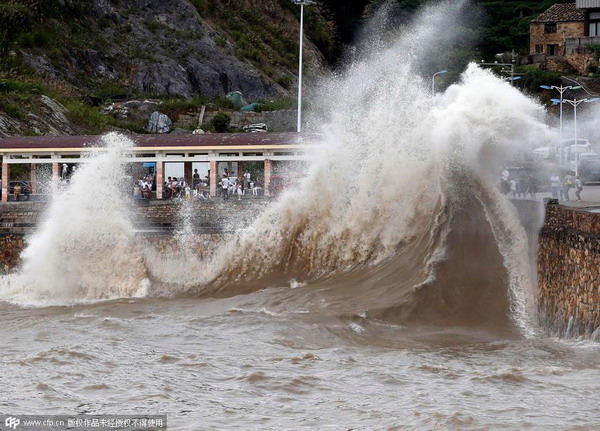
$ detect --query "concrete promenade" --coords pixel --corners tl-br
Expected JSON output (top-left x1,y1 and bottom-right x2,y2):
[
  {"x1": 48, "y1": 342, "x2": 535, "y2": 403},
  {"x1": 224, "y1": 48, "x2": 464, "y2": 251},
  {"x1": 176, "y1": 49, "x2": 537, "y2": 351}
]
[{"x1": 516, "y1": 184, "x2": 600, "y2": 211}]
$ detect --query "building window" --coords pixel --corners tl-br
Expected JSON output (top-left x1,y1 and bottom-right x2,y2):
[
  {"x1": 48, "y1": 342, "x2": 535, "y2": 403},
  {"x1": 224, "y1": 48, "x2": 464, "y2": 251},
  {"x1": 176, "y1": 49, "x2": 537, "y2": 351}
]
[
  {"x1": 545, "y1": 22, "x2": 557, "y2": 33},
  {"x1": 590, "y1": 22, "x2": 600, "y2": 37},
  {"x1": 547, "y1": 44, "x2": 559, "y2": 56},
  {"x1": 535, "y1": 44, "x2": 544, "y2": 54}
]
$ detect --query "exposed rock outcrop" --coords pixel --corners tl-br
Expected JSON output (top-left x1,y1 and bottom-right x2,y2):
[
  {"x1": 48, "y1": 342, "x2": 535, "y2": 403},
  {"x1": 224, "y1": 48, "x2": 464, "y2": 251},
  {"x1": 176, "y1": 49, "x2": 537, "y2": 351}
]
[
  {"x1": 18, "y1": 0, "x2": 325, "y2": 100},
  {"x1": 0, "y1": 95, "x2": 75, "y2": 137}
]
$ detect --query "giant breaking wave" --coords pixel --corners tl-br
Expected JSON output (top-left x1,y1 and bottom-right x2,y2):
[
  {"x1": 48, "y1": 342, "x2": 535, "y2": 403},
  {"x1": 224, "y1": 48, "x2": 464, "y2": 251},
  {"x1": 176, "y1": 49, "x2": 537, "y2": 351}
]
[{"x1": 0, "y1": 2, "x2": 554, "y2": 336}]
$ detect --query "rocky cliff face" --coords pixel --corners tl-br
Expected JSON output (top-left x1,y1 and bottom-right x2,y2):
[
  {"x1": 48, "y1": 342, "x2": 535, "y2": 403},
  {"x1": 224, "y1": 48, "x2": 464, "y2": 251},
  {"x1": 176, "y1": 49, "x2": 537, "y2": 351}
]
[
  {"x1": 17, "y1": 0, "x2": 328, "y2": 100},
  {"x1": 0, "y1": 94, "x2": 75, "y2": 136},
  {"x1": 0, "y1": 0, "x2": 334, "y2": 136}
]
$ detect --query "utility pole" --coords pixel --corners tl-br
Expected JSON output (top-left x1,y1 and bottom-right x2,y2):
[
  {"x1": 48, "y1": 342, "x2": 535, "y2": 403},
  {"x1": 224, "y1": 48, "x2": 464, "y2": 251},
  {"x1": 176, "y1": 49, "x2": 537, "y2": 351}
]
[
  {"x1": 292, "y1": 0, "x2": 315, "y2": 133},
  {"x1": 480, "y1": 61, "x2": 517, "y2": 86}
]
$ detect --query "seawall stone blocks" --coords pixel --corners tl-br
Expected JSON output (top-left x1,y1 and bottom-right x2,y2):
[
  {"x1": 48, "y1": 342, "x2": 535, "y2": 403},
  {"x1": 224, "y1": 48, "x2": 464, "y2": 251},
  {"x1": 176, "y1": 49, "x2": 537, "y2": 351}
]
[
  {"x1": 0, "y1": 200, "x2": 271, "y2": 273},
  {"x1": 538, "y1": 201, "x2": 600, "y2": 337}
]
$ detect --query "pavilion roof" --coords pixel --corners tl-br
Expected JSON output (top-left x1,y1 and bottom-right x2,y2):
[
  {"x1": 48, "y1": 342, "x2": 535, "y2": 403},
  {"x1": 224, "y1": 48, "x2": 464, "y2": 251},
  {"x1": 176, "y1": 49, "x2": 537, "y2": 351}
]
[{"x1": 0, "y1": 133, "x2": 308, "y2": 150}]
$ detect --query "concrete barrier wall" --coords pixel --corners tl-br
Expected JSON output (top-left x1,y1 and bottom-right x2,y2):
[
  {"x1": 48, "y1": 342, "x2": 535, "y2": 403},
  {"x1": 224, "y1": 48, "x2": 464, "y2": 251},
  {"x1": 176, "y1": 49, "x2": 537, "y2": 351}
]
[
  {"x1": 538, "y1": 201, "x2": 600, "y2": 338},
  {"x1": 0, "y1": 199, "x2": 271, "y2": 273}
]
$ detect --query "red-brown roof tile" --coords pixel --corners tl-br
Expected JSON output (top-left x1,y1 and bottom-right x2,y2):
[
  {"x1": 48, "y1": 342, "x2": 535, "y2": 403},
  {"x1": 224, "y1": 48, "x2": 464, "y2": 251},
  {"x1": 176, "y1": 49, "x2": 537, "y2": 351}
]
[
  {"x1": 0, "y1": 133, "x2": 309, "y2": 150},
  {"x1": 532, "y1": 3, "x2": 585, "y2": 23}
]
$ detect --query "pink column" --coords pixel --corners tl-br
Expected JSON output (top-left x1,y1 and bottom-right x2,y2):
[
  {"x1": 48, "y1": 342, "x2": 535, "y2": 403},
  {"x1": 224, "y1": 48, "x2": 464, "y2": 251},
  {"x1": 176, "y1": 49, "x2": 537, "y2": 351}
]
[
  {"x1": 2, "y1": 163, "x2": 9, "y2": 202},
  {"x1": 30, "y1": 163, "x2": 37, "y2": 194},
  {"x1": 51, "y1": 162, "x2": 60, "y2": 196},
  {"x1": 52, "y1": 162, "x2": 59, "y2": 182},
  {"x1": 264, "y1": 159, "x2": 272, "y2": 197},
  {"x1": 156, "y1": 161, "x2": 164, "y2": 200},
  {"x1": 209, "y1": 160, "x2": 217, "y2": 197}
]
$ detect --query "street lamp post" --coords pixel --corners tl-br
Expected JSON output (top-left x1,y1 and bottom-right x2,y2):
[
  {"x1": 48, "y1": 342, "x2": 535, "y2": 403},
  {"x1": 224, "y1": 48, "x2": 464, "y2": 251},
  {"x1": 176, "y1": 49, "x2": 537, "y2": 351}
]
[
  {"x1": 292, "y1": 0, "x2": 314, "y2": 133},
  {"x1": 540, "y1": 84, "x2": 581, "y2": 139},
  {"x1": 431, "y1": 70, "x2": 448, "y2": 96},
  {"x1": 561, "y1": 97, "x2": 599, "y2": 177}
]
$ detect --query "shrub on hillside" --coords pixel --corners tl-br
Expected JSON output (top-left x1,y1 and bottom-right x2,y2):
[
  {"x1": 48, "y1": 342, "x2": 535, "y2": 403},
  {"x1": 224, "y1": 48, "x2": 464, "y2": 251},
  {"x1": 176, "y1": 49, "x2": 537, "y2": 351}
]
[
  {"x1": 0, "y1": 3, "x2": 33, "y2": 55},
  {"x1": 210, "y1": 112, "x2": 231, "y2": 133}
]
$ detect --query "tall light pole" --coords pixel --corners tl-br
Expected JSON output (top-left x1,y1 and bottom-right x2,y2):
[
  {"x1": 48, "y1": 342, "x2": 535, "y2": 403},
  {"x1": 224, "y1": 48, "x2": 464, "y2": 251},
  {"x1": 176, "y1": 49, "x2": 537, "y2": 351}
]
[
  {"x1": 292, "y1": 0, "x2": 314, "y2": 133},
  {"x1": 541, "y1": 84, "x2": 581, "y2": 139},
  {"x1": 431, "y1": 70, "x2": 448, "y2": 96},
  {"x1": 561, "y1": 97, "x2": 598, "y2": 176}
]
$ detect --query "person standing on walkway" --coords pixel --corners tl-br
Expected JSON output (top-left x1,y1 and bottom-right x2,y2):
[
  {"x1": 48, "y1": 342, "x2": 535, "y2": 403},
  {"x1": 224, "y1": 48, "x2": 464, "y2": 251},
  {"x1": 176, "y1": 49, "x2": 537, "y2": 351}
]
[
  {"x1": 193, "y1": 169, "x2": 200, "y2": 191},
  {"x1": 222, "y1": 175, "x2": 230, "y2": 201},
  {"x1": 509, "y1": 178, "x2": 517, "y2": 198},
  {"x1": 563, "y1": 175, "x2": 573, "y2": 202},
  {"x1": 501, "y1": 168, "x2": 510, "y2": 195},
  {"x1": 575, "y1": 176, "x2": 583, "y2": 202},
  {"x1": 13, "y1": 183, "x2": 21, "y2": 202},
  {"x1": 550, "y1": 174, "x2": 560, "y2": 199},
  {"x1": 526, "y1": 175, "x2": 537, "y2": 199}
]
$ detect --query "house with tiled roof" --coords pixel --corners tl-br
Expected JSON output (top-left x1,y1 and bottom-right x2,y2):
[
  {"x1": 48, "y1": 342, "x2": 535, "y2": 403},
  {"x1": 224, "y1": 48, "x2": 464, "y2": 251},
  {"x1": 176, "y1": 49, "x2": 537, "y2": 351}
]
[
  {"x1": 529, "y1": 1, "x2": 600, "y2": 73},
  {"x1": 530, "y1": 3, "x2": 585, "y2": 57}
]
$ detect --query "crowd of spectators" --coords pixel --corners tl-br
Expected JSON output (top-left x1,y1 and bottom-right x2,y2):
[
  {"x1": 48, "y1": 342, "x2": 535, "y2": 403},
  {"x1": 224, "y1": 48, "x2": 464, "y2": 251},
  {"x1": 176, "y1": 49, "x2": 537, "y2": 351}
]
[
  {"x1": 500, "y1": 168, "x2": 538, "y2": 199},
  {"x1": 500, "y1": 168, "x2": 583, "y2": 202},
  {"x1": 217, "y1": 169, "x2": 263, "y2": 201},
  {"x1": 133, "y1": 169, "x2": 264, "y2": 201}
]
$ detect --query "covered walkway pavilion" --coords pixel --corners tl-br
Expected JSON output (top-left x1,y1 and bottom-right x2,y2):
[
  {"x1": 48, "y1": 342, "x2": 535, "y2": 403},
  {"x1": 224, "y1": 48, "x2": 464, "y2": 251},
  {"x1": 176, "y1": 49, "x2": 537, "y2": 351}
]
[{"x1": 0, "y1": 133, "x2": 315, "y2": 202}]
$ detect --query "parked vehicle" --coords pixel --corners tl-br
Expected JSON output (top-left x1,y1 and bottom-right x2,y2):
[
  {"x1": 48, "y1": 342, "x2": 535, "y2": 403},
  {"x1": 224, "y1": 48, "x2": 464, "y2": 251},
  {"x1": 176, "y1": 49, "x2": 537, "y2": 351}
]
[
  {"x1": 578, "y1": 153, "x2": 600, "y2": 183},
  {"x1": 9, "y1": 181, "x2": 31, "y2": 200},
  {"x1": 243, "y1": 123, "x2": 268, "y2": 133},
  {"x1": 532, "y1": 146, "x2": 555, "y2": 161},
  {"x1": 9, "y1": 181, "x2": 30, "y2": 193}
]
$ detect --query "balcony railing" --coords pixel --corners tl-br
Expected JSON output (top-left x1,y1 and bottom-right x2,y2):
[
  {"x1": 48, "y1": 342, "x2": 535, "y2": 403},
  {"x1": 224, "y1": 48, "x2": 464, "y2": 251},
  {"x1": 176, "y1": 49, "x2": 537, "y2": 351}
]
[{"x1": 566, "y1": 36, "x2": 600, "y2": 54}]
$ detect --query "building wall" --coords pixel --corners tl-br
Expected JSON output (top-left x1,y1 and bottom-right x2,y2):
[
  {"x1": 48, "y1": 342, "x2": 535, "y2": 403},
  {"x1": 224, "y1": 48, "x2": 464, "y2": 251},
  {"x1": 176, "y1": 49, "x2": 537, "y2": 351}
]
[
  {"x1": 577, "y1": 0, "x2": 600, "y2": 9},
  {"x1": 537, "y1": 202, "x2": 600, "y2": 338},
  {"x1": 530, "y1": 21, "x2": 586, "y2": 55}
]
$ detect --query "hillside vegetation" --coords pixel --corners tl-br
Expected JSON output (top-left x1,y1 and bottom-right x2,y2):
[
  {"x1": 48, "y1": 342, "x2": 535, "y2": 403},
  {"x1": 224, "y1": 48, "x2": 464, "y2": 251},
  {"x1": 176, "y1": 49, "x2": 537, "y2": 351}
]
[
  {"x1": 0, "y1": 0, "x2": 584, "y2": 136},
  {"x1": 0, "y1": 0, "x2": 335, "y2": 135}
]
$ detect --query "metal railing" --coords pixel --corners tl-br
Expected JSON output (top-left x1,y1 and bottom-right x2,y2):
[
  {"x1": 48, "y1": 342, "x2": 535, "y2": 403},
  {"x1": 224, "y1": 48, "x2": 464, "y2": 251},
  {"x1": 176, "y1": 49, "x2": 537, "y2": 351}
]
[{"x1": 566, "y1": 36, "x2": 600, "y2": 55}]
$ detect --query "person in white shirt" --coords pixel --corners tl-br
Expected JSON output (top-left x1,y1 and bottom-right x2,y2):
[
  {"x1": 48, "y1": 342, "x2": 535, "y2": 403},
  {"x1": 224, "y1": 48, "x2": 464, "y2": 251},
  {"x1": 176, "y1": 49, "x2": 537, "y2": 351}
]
[
  {"x1": 244, "y1": 171, "x2": 251, "y2": 191},
  {"x1": 500, "y1": 168, "x2": 510, "y2": 194},
  {"x1": 222, "y1": 175, "x2": 230, "y2": 200},
  {"x1": 509, "y1": 179, "x2": 517, "y2": 198},
  {"x1": 550, "y1": 174, "x2": 560, "y2": 198}
]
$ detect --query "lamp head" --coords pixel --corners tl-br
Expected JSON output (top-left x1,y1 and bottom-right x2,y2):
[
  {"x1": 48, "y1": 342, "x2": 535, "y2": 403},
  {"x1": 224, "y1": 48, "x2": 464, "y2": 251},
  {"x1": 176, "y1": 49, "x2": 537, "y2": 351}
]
[
  {"x1": 291, "y1": 0, "x2": 315, "y2": 4},
  {"x1": 540, "y1": 85, "x2": 552, "y2": 90}
]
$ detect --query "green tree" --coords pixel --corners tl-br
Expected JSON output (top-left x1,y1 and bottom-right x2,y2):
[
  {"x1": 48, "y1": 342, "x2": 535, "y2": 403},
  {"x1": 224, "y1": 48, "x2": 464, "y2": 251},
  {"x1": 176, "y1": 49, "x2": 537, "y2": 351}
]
[{"x1": 0, "y1": 2, "x2": 33, "y2": 55}]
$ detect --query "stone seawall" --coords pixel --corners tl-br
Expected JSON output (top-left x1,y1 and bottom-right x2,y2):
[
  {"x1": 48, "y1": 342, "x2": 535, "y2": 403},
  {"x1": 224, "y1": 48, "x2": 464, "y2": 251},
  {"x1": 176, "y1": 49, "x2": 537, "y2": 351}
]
[
  {"x1": 0, "y1": 199, "x2": 272, "y2": 273},
  {"x1": 538, "y1": 201, "x2": 600, "y2": 338},
  {"x1": 0, "y1": 199, "x2": 272, "y2": 234},
  {"x1": 0, "y1": 235, "x2": 25, "y2": 273}
]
